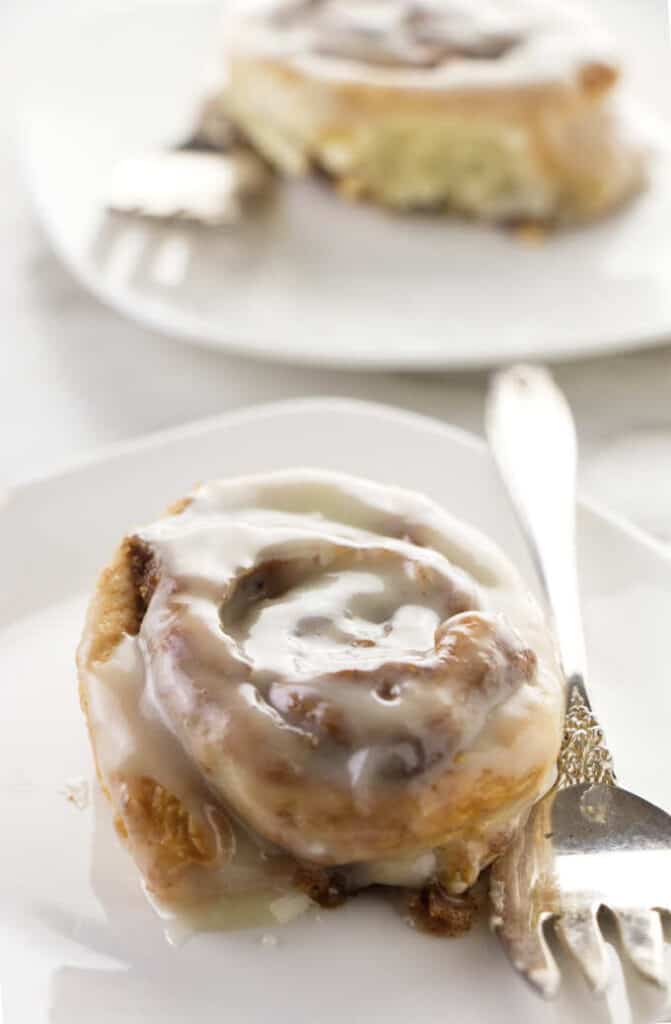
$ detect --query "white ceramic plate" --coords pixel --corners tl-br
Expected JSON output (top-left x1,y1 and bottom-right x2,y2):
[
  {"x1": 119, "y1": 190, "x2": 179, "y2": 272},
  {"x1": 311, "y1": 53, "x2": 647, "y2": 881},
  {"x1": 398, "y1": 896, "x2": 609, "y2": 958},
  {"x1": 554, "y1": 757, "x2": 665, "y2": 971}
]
[
  {"x1": 1, "y1": 397, "x2": 671, "y2": 1024},
  {"x1": 18, "y1": 0, "x2": 671, "y2": 370}
]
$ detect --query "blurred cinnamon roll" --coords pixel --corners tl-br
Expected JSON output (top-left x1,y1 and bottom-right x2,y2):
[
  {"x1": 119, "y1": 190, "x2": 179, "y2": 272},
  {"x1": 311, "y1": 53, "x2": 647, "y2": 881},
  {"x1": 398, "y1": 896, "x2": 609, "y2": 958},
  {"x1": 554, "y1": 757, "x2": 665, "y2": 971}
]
[
  {"x1": 78, "y1": 471, "x2": 563, "y2": 921},
  {"x1": 221, "y1": 0, "x2": 645, "y2": 223}
]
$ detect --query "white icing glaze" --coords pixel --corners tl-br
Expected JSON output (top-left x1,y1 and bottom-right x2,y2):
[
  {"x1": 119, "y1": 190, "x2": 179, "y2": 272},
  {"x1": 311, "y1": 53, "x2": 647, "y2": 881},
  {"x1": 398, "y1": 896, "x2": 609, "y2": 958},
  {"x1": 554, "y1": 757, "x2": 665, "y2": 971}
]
[
  {"x1": 81, "y1": 470, "x2": 563, "y2": 908},
  {"x1": 225, "y1": 0, "x2": 618, "y2": 94}
]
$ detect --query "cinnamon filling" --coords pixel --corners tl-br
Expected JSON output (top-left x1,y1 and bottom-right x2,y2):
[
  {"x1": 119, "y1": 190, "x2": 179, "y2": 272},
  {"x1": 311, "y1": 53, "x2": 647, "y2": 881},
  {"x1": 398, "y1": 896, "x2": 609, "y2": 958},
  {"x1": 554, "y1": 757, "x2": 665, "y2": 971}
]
[{"x1": 270, "y1": 0, "x2": 520, "y2": 68}]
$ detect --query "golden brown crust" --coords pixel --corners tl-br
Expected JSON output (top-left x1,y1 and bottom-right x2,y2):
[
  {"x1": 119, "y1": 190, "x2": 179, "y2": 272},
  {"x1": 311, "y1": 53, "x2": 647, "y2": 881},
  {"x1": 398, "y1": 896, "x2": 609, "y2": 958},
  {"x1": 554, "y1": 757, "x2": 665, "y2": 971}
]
[
  {"x1": 82, "y1": 538, "x2": 142, "y2": 667},
  {"x1": 77, "y1": 493, "x2": 230, "y2": 897},
  {"x1": 79, "y1": 495, "x2": 193, "y2": 669},
  {"x1": 579, "y1": 60, "x2": 617, "y2": 96},
  {"x1": 252, "y1": 55, "x2": 615, "y2": 116},
  {"x1": 118, "y1": 776, "x2": 232, "y2": 893},
  {"x1": 227, "y1": 52, "x2": 642, "y2": 223}
]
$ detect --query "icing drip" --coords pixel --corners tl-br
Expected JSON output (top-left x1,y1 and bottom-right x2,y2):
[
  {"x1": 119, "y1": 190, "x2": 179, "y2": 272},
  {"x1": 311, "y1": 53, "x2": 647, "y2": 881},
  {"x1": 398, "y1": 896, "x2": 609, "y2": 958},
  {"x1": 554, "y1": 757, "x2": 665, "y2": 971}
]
[{"x1": 81, "y1": 471, "x2": 563, "y2": 909}]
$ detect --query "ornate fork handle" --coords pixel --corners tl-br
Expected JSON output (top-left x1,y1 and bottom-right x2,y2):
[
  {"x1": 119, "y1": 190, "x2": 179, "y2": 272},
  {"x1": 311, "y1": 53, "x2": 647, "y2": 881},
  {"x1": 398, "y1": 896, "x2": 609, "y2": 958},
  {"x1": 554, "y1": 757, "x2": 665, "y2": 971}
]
[
  {"x1": 485, "y1": 365, "x2": 615, "y2": 789},
  {"x1": 556, "y1": 680, "x2": 615, "y2": 789}
]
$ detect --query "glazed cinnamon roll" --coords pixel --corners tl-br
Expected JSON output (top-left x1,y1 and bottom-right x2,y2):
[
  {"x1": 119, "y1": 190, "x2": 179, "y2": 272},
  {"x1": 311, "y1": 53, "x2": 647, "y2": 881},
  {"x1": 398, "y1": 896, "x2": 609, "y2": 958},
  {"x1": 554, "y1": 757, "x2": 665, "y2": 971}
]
[
  {"x1": 221, "y1": 0, "x2": 645, "y2": 223},
  {"x1": 78, "y1": 471, "x2": 563, "y2": 920}
]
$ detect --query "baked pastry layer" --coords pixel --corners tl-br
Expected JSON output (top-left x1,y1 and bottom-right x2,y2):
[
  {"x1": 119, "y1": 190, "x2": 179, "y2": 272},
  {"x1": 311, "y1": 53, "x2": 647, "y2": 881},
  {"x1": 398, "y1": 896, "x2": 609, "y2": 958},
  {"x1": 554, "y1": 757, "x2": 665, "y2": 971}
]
[
  {"x1": 222, "y1": 0, "x2": 645, "y2": 222},
  {"x1": 78, "y1": 470, "x2": 563, "y2": 914}
]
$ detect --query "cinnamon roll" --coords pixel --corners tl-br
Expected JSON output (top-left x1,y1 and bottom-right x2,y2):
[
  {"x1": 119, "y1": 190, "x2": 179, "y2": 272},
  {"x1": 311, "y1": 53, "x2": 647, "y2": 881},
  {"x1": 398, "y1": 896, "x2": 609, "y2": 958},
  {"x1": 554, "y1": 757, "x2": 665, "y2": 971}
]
[
  {"x1": 77, "y1": 471, "x2": 563, "y2": 921},
  {"x1": 221, "y1": 0, "x2": 645, "y2": 223}
]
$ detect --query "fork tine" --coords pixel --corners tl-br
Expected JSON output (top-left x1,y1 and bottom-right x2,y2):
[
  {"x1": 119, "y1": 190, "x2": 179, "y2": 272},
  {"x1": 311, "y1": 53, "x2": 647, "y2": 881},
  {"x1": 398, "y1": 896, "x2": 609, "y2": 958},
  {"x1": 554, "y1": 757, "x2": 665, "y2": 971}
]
[
  {"x1": 489, "y1": 796, "x2": 562, "y2": 998},
  {"x1": 492, "y1": 911, "x2": 561, "y2": 998},
  {"x1": 554, "y1": 907, "x2": 611, "y2": 994},
  {"x1": 613, "y1": 908, "x2": 667, "y2": 989}
]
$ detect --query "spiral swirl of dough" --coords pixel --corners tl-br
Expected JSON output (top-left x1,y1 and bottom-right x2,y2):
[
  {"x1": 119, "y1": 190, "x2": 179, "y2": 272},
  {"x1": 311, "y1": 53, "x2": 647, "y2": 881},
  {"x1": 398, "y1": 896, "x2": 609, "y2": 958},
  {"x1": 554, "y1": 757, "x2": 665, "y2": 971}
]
[
  {"x1": 79, "y1": 471, "x2": 563, "y2": 901},
  {"x1": 229, "y1": 0, "x2": 617, "y2": 92},
  {"x1": 268, "y1": 0, "x2": 521, "y2": 68}
]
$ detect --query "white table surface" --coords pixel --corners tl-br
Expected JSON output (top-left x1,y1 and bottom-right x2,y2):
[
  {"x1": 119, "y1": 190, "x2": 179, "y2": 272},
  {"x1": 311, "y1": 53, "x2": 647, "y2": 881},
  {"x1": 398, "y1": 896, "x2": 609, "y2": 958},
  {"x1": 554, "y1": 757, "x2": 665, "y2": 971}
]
[{"x1": 3, "y1": 1, "x2": 671, "y2": 546}]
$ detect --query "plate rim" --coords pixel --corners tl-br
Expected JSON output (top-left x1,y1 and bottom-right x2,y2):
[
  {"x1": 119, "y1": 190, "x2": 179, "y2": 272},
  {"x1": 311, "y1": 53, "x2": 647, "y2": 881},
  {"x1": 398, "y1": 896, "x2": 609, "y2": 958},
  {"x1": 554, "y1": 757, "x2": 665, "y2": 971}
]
[
  {"x1": 21, "y1": 136, "x2": 671, "y2": 371},
  {"x1": 7, "y1": 394, "x2": 671, "y2": 568},
  {"x1": 16, "y1": 0, "x2": 671, "y2": 371}
]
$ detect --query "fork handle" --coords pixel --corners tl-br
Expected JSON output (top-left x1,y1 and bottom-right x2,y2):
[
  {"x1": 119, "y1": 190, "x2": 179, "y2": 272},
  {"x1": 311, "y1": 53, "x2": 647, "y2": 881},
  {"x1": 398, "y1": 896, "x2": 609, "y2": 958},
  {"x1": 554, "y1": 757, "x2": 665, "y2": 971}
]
[
  {"x1": 486, "y1": 365, "x2": 616, "y2": 788},
  {"x1": 485, "y1": 365, "x2": 589, "y2": 697}
]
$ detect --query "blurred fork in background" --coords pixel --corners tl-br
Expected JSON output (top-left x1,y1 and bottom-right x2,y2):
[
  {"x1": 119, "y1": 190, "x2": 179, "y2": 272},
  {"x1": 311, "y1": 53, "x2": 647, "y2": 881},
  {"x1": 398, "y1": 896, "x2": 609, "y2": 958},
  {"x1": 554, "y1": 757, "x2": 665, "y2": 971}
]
[{"x1": 105, "y1": 94, "x2": 271, "y2": 227}]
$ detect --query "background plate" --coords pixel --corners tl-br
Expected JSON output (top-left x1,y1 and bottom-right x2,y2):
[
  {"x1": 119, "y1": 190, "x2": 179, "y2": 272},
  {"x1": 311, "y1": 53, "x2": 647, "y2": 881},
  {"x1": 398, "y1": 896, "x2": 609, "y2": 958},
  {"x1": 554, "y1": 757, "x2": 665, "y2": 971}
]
[
  {"x1": 1, "y1": 398, "x2": 671, "y2": 1023},
  {"x1": 17, "y1": 0, "x2": 671, "y2": 369}
]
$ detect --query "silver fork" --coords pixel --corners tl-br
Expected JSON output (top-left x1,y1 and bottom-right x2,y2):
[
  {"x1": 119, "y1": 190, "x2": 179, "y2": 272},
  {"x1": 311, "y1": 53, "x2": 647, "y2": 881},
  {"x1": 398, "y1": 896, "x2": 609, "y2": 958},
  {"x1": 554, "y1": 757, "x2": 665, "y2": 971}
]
[
  {"x1": 485, "y1": 364, "x2": 671, "y2": 1004},
  {"x1": 104, "y1": 95, "x2": 271, "y2": 227}
]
